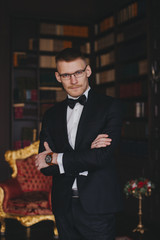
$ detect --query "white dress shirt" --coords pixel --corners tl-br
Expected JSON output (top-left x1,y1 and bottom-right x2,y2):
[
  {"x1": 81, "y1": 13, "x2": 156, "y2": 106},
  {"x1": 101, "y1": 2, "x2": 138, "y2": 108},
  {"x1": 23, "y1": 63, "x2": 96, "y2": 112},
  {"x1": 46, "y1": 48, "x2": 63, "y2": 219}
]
[{"x1": 57, "y1": 87, "x2": 90, "y2": 190}]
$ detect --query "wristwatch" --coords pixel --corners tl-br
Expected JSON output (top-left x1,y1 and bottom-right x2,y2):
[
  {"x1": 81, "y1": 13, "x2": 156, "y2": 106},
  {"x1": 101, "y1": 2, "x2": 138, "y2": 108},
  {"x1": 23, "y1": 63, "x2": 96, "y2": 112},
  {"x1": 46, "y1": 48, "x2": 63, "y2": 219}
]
[{"x1": 45, "y1": 152, "x2": 54, "y2": 166}]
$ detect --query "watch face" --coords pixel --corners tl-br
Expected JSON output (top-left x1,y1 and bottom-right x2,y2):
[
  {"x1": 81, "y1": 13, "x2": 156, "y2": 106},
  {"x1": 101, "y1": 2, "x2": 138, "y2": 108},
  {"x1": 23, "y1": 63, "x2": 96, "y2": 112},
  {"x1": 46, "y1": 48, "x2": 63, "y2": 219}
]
[{"x1": 45, "y1": 154, "x2": 52, "y2": 164}]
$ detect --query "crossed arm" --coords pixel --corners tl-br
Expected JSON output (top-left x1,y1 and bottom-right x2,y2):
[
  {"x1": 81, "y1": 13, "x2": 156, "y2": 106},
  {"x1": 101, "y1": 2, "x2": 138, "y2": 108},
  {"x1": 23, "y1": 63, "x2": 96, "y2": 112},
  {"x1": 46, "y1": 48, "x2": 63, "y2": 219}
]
[{"x1": 35, "y1": 134, "x2": 112, "y2": 170}]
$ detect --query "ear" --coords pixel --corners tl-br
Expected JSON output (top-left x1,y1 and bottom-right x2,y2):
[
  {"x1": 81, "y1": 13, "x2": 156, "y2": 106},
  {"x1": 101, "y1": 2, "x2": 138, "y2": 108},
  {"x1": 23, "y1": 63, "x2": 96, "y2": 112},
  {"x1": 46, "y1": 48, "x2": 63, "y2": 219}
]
[
  {"x1": 86, "y1": 65, "x2": 92, "y2": 78},
  {"x1": 55, "y1": 72, "x2": 62, "y2": 83}
]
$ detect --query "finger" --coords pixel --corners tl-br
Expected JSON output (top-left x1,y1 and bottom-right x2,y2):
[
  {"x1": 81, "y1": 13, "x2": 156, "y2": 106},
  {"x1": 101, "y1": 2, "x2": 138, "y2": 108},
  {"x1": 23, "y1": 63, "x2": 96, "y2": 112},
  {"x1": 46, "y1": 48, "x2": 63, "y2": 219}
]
[
  {"x1": 102, "y1": 138, "x2": 112, "y2": 143},
  {"x1": 91, "y1": 143, "x2": 108, "y2": 149},
  {"x1": 95, "y1": 134, "x2": 109, "y2": 140},
  {"x1": 97, "y1": 138, "x2": 112, "y2": 142},
  {"x1": 94, "y1": 135, "x2": 111, "y2": 142},
  {"x1": 44, "y1": 142, "x2": 52, "y2": 152},
  {"x1": 35, "y1": 159, "x2": 40, "y2": 167},
  {"x1": 91, "y1": 138, "x2": 112, "y2": 148},
  {"x1": 93, "y1": 138, "x2": 112, "y2": 145},
  {"x1": 97, "y1": 141, "x2": 110, "y2": 146},
  {"x1": 96, "y1": 140, "x2": 111, "y2": 145},
  {"x1": 91, "y1": 143, "x2": 94, "y2": 149},
  {"x1": 99, "y1": 141, "x2": 111, "y2": 146},
  {"x1": 96, "y1": 143, "x2": 108, "y2": 148}
]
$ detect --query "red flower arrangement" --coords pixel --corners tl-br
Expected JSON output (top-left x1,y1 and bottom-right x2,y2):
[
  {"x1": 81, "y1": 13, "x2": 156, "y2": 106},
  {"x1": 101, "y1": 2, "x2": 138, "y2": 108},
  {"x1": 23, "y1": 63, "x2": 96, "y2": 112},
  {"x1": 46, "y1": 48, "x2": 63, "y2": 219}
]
[{"x1": 124, "y1": 177, "x2": 155, "y2": 198}]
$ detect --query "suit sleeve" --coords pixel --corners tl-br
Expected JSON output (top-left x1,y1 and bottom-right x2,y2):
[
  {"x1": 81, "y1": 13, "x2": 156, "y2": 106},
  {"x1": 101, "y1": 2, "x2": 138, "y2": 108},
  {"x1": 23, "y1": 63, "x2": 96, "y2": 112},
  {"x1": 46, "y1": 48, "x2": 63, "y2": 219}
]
[
  {"x1": 62, "y1": 99, "x2": 123, "y2": 175},
  {"x1": 39, "y1": 111, "x2": 60, "y2": 176}
]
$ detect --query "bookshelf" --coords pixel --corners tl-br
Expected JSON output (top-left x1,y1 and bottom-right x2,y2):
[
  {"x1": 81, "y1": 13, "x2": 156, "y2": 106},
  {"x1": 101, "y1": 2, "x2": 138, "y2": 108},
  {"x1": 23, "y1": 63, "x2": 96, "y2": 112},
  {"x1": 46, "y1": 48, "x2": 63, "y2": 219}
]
[
  {"x1": 92, "y1": 0, "x2": 150, "y2": 176},
  {"x1": 10, "y1": 0, "x2": 160, "y2": 225},
  {"x1": 93, "y1": 13, "x2": 116, "y2": 97},
  {"x1": 94, "y1": 0, "x2": 159, "y2": 224},
  {"x1": 11, "y1": 17, "x2": 90, "y2": 149},
  {"x1": 10, "y1": 0, "x2": 153, "y2": 163},
  {"x1": 92, "y1": 2, "x2": 160, "y2": 225},
  {"x1": 115, "y1": 0, "x2": 149, "y2": 175},
  {"x1": 89, "y1": 0, "x2": 160, "y2": 224}
]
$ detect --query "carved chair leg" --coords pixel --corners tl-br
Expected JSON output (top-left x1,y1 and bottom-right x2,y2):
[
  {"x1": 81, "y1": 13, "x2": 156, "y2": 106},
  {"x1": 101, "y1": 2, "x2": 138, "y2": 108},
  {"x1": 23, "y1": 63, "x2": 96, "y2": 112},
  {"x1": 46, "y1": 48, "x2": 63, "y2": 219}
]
[
  {"x1": 0, "y1": 218, "x2": 6, "y2": 235},
  {"x1": 53, "y1": 224, "x2": 58, "y2": 239},
  {"x1": 26, "y1": 227, "x2": 31, "y2": 238}
]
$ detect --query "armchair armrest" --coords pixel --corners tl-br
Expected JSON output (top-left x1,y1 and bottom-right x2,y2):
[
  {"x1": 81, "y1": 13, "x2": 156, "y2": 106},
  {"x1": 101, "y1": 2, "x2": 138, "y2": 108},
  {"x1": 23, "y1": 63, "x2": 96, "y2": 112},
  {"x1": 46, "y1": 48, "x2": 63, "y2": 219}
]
[{"x1": 0, "y1": 178, "x2": 23, "y2": 210}]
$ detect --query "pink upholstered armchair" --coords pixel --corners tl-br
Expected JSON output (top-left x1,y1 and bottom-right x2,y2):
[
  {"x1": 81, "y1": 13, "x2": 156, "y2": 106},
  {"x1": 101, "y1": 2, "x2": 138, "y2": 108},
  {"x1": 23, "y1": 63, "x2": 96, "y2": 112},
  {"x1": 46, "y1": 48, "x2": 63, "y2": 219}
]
[{"x1": 0, "y1": 141, "x2": 58, "y2": 238}]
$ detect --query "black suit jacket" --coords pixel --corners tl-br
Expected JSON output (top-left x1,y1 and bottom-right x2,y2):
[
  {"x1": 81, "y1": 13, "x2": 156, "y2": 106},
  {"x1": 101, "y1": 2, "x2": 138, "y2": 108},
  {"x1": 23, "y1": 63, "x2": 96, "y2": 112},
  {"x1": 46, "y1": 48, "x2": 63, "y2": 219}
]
[{"x1": 39, "y1": 89, "x2": 123, "y2": 215}]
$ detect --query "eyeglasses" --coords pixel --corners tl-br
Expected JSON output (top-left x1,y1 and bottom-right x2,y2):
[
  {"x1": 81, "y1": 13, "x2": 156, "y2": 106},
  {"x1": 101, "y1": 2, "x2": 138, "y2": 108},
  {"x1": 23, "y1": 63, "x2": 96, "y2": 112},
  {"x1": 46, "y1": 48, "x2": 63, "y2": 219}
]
[{"x1": 58, "y1": 65, "x2": 88, "y2": 80}]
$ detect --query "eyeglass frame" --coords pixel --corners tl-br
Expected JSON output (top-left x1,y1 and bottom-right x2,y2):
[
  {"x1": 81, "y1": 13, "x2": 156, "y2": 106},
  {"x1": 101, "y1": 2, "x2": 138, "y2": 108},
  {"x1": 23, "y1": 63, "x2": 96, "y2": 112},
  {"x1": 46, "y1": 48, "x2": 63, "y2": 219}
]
[{"x1": 57, "y1": 65, "x2": 88, "y2": 80}]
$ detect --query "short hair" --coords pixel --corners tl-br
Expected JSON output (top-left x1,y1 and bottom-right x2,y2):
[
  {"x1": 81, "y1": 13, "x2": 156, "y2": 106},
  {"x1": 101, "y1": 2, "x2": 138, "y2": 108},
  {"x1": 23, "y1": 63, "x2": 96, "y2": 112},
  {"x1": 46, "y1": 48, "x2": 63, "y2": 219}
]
[{"x1": 55, "y1": 48, "x2": 86, "y2": 64}]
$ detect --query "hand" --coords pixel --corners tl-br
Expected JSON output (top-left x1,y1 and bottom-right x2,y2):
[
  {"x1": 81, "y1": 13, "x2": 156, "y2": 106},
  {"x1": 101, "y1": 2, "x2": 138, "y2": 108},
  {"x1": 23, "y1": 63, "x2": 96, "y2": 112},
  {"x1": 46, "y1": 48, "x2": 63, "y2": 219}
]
[
  {"x1": 91, "y1": 134, "x2": 112, "y2": 149},
  {"x1": 35, "y1": 142, "x2": 58, "y2": 170}
]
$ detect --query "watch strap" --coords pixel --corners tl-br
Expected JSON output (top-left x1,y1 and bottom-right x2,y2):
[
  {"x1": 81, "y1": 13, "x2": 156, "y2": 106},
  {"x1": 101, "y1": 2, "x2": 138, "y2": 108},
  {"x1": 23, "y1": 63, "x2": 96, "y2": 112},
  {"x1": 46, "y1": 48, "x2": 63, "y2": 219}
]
[{"x1": 46, "y1": 152, "x2": 54, "y2": 165}]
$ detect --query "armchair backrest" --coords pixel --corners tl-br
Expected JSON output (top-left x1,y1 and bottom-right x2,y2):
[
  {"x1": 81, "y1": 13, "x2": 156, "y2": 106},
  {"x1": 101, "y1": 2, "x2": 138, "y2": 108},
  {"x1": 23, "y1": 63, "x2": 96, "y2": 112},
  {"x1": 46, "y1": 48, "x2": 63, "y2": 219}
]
[{"x1": 5, "y1": 141, "x2": 52, "y2": 192}]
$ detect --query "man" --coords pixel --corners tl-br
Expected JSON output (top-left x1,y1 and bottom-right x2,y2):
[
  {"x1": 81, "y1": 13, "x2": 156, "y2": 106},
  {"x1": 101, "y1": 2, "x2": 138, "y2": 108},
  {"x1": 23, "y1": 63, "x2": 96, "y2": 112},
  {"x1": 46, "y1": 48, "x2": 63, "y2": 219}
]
[{"x1": 35, "y1": 48, "x2": 123, "y2": 240}]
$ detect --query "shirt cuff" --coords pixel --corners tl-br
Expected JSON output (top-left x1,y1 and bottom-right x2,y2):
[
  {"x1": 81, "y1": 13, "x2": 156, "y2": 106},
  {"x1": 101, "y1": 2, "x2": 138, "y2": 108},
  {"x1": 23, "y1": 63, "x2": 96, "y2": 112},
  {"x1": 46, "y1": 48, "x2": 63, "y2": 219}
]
[
  {"x1": 57, "y1": 153, "x2": 65, "y2": 174},
  {"x1": 79, "y1": 171, "x2": 88, "y2": 176},
  {"x1": 57, "y1": 154, "x2": 88, "y2": 176}
]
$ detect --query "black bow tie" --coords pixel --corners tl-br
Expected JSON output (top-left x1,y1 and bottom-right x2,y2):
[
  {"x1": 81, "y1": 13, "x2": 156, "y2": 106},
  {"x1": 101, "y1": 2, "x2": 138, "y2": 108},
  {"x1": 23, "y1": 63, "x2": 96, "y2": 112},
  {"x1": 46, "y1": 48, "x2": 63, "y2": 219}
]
[{"x1": 67, "y1": 95, "x2": 86, "y2": 109}]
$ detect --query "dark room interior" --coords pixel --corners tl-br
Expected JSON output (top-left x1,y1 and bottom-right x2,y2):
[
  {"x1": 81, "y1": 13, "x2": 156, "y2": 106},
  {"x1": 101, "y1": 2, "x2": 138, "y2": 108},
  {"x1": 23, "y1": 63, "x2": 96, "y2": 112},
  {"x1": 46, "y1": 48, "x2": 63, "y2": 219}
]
[{"x1": 0, "y1": 0, "x2": 160, "y2": 239}]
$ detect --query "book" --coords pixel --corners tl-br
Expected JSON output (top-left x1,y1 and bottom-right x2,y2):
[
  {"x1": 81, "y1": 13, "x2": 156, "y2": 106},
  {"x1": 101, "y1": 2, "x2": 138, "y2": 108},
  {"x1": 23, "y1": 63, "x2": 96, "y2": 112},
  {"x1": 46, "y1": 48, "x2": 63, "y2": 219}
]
[
  {"x1": 94, "y1": 24, "x2": 98, "y2": 35},
  {"x1": 31, "y1": 89, "x2": 38, "y2": 101},
  {"x1": 28, "y1": 38, "x2": 37, "y2": 51},
  {"x1": 99, "y1": 15, "x2": 114, "y2": 33},
  {"x1": 39, "y1": 38, "x2": 72, "y2": 52},
  {"x1": 117, "y1": 59, "x2": 148, "y2": 79},
  {"x1": 40, "y1": 23, "x2": 88, "y2": 37},
  {"x1": 14, "y1": 103, "x2": 37, "y2": 120},
  {"x1": 39, "y1": 56, "x2": 56, "y2": 68},
  {"x1": 96, "y1": 69, "x2": 115, "y2": 84},
  {"x1": 39, "y1": 39, "x2": 54, "y2": 51},
  {"x1": 116, "y1": 19, "x2": 147, "y2": 43},
  {"x1": 14, "y1": 75, "x2": 37, "y2": 102},
  {"x1": 39, "y1": 88, "x2": 66, "y2": 103},
  {"x1": 13, "y1": 52, "x2": 26, "y2": 67},
  {"x1": 40, "y1": 71, "x2": 59, "y2": 86},
  {"x1": 139, "y1": 59, "x2": 148, "y2": 75},
  {"x1": 39, "y1": 86, "x2": 62, "y2": 91},
  {"x1": 22, "y1": 104, "x2": 37, "y2": 120},
  {"x1": 106, "y1": 87, "x2": 116, "y2": 97},
  {"x1": 14, "y1": 103, "x2": 24, "y2": 119},
  {"x1": 119, "y1": 81, "x2": 148, "y2": 98},
  {"x1": 117, "y1": 0, "x2": 145, "y2": 25},
  {"x1": 100, "y1": 51, "x2": 115, "y2": 67},
  {"x1": 80, "y1": 42, "x2": 90, "y2": 54},
  {"x1": 94, "y1": 33, "x2": 114, "y2": 51},
  {"x1": 13, "y1": 52, "x2": 37, "y2": 67},
  {"x1": 124, "y1": 101, "x2": 148, "y2": 118}
]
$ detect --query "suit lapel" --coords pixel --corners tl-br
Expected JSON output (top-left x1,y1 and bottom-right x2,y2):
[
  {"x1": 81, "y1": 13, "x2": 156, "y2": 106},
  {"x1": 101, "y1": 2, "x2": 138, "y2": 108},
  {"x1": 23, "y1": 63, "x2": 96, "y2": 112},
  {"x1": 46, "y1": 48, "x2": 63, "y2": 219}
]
[
  {"x1": 75, "y1": 90, "x2": 95, "y2": 149},
  {"x1": 61, "y1": 90, "x2": 97, "y2": 151},
  {"x1": 58, "y1": 99, "x2": 73, "y2": 151}
]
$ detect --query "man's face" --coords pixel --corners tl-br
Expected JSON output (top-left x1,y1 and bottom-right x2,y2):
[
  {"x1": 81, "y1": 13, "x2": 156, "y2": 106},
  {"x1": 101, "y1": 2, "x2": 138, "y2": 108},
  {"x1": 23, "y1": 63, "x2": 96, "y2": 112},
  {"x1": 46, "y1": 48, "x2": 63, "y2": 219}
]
[{"x1": 55, "y1": 58, "x2": 92, "y2": 97}]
